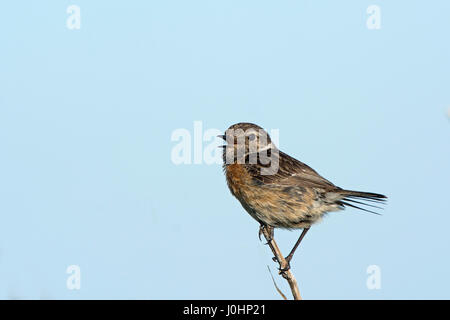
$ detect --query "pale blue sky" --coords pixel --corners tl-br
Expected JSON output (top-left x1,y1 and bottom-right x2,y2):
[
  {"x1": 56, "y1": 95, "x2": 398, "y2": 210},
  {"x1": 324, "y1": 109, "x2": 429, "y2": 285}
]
[{"x1": 0, "y1": 1, "x2": 449, "y2": 299}]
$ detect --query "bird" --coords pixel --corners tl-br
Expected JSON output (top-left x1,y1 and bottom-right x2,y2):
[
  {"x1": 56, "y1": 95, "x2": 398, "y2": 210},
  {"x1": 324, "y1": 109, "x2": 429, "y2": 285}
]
[{"x1": 219, "y1": 122, "x2": 386, "y2": 271}]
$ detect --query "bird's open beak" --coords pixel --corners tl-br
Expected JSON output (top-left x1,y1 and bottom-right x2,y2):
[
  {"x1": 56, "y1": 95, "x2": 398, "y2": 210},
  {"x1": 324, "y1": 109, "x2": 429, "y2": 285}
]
[{"x1": 217, "y1": 134, "x2": 227, "y2": 148}]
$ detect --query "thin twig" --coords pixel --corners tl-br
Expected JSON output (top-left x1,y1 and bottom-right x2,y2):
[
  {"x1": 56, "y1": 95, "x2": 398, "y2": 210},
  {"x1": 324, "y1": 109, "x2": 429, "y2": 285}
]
[
  {"x1": 267, "y1": 266, "x2": 287, "y2": 300},
  {"x1": 261, "y1": 227, "x2": 302, "y2": 300}
]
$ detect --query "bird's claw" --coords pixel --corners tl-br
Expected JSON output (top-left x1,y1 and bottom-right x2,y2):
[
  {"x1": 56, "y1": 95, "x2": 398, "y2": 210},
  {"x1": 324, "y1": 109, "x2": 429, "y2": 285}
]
[
  {"x1": 278, "y1": 260, "x2": 291, "y2": 273},
  {"x1": 258, "y1": 225, "x2": 273, "y2": 244}
]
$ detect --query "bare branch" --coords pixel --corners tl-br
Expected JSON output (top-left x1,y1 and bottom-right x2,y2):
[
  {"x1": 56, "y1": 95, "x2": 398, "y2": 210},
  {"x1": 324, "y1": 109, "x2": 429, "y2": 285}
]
[
  {"x1": 261, "y1": 227, "x2": 302, "y2": 300},
  {"x1": 267, "y1": 266, "x2": 287, "y2": 300}
]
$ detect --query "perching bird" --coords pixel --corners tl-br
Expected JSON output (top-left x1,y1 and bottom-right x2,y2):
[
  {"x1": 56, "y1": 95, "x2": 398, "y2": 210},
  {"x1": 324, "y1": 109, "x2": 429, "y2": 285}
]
[{"x1": 220, "y1": 122, "x2": 386, "y2": 270}]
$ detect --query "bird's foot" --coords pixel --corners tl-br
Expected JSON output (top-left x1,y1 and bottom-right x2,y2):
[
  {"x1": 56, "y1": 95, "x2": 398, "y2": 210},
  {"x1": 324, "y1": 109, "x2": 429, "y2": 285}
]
[
  {"x1": 277, "y1": 255, "x2": 293, "y2": 272},
  {"x1": 271, "y1": 256, "x2": 290, "y2": 272},
  {"x1": 258, "y1": 225, "x2": 264, "y2": 242},
  {"x1": 258, "y1": 225, "x2": 274, "y2": 244},
  {"x1": 278, "y1": 259, "x2": 291, "y2": 273}
]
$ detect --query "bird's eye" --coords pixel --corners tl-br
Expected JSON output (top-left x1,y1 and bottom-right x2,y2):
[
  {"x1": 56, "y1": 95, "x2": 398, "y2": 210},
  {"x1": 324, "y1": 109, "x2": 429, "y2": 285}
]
[{"x1": 248, "y1": 133, "x2": 256, "y2": 141}]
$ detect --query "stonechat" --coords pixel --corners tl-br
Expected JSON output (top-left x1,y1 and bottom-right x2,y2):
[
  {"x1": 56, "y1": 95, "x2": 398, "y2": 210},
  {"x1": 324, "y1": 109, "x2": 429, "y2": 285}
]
[{"x1": 220, "y1": 122, "x2": 386, "y2": 270}]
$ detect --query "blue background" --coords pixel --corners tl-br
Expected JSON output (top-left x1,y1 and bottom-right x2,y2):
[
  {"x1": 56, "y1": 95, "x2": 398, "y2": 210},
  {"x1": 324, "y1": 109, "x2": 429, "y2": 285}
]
[{"x1": 0, "y1": 1, "x2": 449, "y2": 299}]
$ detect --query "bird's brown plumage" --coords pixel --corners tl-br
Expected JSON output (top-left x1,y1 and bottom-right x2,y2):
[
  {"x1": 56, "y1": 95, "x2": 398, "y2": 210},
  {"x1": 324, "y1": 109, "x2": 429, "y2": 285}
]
[{"x1": 221, "y1": 122, "x2": 386, "y2": 229}]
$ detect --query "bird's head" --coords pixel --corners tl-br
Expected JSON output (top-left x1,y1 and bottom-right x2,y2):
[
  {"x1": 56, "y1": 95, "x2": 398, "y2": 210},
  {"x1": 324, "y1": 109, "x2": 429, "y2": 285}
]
[{"x1": 219, "y1": 122, "x2": 276, "y2": 165}]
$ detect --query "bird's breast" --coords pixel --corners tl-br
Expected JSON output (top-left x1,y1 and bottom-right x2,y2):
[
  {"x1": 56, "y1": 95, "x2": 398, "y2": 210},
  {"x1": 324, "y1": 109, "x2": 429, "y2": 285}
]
[{"x1": 225, "y1": 163, "x2": 253, "y2": 197}]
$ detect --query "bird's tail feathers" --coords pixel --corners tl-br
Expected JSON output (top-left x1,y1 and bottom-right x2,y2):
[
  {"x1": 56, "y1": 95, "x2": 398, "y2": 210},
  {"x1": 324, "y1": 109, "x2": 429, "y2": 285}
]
[{"x1": 337, "y1": 189, "x2": 387, "y2": 215}]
